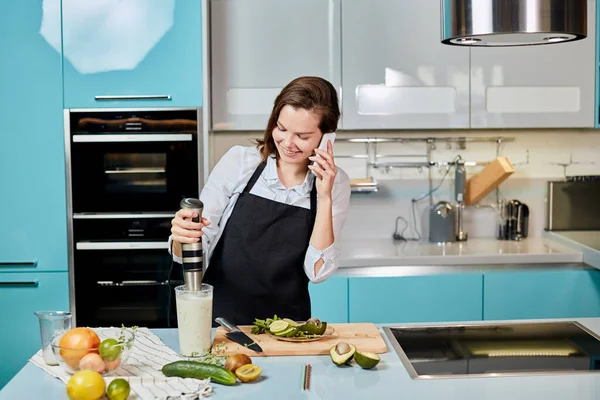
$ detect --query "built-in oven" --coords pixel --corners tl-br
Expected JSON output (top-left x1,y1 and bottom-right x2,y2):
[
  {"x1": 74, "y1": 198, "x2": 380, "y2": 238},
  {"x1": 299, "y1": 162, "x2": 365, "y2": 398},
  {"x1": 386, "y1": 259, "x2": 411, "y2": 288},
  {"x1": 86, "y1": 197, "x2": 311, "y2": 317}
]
[
  {"x1": 67, "y1": 109, "x2": 200, "y2": 213},
  {"x1": 72, "y1": 215, "x2": 182, "y2": 328},
  {"x1": 65, "y1": 108, "x2": 203, "y2": 328}
]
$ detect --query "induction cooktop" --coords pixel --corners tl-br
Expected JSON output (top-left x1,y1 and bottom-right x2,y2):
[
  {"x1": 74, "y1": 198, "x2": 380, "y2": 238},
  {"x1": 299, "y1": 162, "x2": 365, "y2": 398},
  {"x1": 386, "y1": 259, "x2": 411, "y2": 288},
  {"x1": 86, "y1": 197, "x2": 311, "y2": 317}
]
[{"x1": 383, "y1": 321, "x2": 600, "y2": 379}]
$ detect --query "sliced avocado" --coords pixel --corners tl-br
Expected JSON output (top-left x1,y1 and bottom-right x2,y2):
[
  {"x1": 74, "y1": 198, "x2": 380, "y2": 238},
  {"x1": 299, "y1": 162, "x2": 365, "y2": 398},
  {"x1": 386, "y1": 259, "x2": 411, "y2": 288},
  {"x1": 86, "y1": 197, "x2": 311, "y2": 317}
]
[
  {"x1": 354, "y1": 351, "x2": 381, "y2": 369},
  {"x1": 298, "y1": 321, "x2": 327, "y2": 336},
  {"x1": 329, "y1": 342, "x2": 356, "y2": 366}
]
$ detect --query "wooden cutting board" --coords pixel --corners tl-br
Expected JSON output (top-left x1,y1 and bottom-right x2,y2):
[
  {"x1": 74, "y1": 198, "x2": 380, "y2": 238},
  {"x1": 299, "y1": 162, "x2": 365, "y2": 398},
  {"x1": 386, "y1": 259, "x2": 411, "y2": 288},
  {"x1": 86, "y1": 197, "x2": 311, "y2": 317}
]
[{"x1": 211, "y1": 323, "x2": 388, "y2": 357}]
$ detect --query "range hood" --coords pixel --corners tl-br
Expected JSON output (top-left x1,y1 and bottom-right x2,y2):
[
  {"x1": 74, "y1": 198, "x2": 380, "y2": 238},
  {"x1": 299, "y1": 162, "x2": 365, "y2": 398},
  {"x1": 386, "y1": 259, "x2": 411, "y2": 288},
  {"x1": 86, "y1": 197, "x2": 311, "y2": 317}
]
[{"x1": 441, "y1": 0, "x2": 587, "y2": 46}]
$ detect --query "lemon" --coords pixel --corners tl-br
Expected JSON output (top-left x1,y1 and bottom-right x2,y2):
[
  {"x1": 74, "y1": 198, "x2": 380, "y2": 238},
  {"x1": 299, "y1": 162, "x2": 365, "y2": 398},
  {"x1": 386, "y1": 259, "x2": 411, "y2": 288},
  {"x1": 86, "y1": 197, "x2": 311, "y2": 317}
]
[
  {"x1": 269, "y1": 320, "x2": 289, "y2": 334},
  {"x1": 106, "y1": 378, "x2": 131, "y2": 400},
  {"x1": 66, "y1": 370, "x2": 106, "y2": 400}
]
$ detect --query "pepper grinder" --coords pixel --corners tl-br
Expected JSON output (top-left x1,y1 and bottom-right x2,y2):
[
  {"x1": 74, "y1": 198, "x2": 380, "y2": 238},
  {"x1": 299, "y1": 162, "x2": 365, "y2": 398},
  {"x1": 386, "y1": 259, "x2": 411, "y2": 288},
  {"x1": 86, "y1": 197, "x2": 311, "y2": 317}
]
[
  {"x1": 455, "y1": 159, "x2": 468, "y2": 241},
  {"x1": 179, "y1": 198, "x2": 204, "y2": 291}
]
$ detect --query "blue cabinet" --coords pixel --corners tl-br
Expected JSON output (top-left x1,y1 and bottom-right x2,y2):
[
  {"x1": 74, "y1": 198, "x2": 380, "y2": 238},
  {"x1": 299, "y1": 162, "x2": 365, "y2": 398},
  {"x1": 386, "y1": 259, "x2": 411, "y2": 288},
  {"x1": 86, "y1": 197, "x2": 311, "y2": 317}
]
[
  {"x1": 0, "y1": 272, "x2": 70, "y2": 389},
  {"x1": 348, "y1": 274, "x2": 483, "y2": 324},
  {"x1": 0, "y1": 0, "x2": 68, "y2": 273},
  {"x1": 483, "y1": 269, "x2": 600, "y2": 320},
  {"x1": 309, "y1": 276, "x2": 348, "y2": 323},
  {"x1": 62, "y1": 0, "x2": 203, "y2": 109}
]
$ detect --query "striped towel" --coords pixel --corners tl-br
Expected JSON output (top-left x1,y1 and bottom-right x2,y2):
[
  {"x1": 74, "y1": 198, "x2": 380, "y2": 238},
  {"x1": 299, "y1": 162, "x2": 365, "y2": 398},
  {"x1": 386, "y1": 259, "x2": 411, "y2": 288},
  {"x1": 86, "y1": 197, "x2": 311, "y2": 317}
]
[{"x1": 29, "y1": 328, "x2": 213, "y2": 399}]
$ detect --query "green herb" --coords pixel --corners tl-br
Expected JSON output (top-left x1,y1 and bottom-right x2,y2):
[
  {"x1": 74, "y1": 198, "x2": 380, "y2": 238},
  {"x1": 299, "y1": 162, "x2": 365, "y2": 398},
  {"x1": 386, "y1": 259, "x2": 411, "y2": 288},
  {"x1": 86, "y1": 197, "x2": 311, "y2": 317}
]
[
  {"x1": 117, "y1": 324, "x2": 138, "y2": 344},
  {"x1": 183, "y1": 342, "x2": 228, "y2": 366}
]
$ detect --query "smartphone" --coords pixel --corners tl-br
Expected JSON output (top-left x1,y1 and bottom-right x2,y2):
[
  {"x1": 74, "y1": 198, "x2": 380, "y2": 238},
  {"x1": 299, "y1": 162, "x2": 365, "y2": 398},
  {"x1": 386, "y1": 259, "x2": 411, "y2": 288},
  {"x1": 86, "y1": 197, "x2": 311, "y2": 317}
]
[{"x1": 312, "y1": 132, "x2": 336, "y2": 170}]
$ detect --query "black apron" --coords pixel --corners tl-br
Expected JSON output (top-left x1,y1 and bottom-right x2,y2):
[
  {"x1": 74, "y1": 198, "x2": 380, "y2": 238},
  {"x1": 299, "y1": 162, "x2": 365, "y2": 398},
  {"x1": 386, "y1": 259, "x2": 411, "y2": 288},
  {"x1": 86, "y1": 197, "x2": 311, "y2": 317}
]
[{"x1": 203, "y1": 161, "x2": 317, "y2": 326}]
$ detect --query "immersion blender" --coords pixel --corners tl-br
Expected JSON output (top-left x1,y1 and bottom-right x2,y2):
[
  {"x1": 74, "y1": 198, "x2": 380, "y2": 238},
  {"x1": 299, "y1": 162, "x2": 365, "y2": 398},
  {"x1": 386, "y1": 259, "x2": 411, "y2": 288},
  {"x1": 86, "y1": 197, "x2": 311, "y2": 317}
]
[{"x1": 179, "y1": 198, "x2": 204, "y2": 291}]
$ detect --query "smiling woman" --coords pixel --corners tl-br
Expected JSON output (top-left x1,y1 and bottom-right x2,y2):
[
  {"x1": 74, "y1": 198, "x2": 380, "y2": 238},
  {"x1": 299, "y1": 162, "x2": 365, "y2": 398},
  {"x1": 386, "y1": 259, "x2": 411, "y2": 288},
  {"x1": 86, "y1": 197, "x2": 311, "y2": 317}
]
[{"x1": 169, "y1": 76, "x2": 351, "y2": 326}]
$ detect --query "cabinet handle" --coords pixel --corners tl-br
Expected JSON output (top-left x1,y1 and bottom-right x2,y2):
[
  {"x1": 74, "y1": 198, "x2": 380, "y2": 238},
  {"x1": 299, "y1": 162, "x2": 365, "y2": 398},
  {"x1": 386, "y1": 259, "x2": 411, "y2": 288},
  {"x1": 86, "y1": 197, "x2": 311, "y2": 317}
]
[
  {"x1": 0, "y1": 261, "x2": 37, "y2": 268},
  {"x1": 97, "y1": 280, "x2": 174, "y2": 287},
  {"x1": 0, "y1": 281, "x2": 39, "y2": 287},
  {"x1": 94, "y1": 95, "x2": 172, "y2": 101},
  {"x1": 76, "y1": 241, "x2": 169, "y2": 250}
]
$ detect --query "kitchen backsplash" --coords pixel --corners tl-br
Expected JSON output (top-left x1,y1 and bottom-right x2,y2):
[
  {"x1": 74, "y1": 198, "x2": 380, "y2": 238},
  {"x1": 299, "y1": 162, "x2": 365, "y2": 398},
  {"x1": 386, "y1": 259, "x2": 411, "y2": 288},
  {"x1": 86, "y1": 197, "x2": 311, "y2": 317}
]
[{"x1": 209, "y1": 128, "x2": 600, "y2": 239}]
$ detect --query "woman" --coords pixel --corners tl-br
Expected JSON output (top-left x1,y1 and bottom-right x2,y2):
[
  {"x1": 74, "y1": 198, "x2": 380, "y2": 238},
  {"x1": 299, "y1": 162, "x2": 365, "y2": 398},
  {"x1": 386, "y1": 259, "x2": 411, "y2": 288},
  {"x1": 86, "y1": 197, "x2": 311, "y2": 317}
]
[{"x1": 169, "y1": 76, "x2": 351, "y2": 325}]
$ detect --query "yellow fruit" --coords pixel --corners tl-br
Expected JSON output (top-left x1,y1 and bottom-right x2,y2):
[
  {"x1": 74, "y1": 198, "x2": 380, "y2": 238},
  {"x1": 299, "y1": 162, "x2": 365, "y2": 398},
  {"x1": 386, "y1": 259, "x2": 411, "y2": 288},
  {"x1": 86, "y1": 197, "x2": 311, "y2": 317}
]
[
  {"x1": 235, "y1": 364, "x2": 262, "y2": 382},
  {"x1": 66, "y1": 370, "x2": 105, "y2": 400}
]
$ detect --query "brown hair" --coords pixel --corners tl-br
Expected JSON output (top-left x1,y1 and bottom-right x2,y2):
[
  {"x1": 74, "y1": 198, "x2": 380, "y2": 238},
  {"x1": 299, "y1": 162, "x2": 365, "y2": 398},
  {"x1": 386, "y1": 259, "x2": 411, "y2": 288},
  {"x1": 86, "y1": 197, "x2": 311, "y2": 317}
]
[{"x1": 256, "y1": 76, "x2": 340, "y2": 162}]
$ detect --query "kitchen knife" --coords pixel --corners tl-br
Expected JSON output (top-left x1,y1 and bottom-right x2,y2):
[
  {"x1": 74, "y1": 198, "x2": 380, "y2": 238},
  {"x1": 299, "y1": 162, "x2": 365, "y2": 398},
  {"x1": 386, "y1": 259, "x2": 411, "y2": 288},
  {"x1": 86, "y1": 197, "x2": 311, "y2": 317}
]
[{"x1": 215, "y1": 317, "x2": 263, "y2": 353}]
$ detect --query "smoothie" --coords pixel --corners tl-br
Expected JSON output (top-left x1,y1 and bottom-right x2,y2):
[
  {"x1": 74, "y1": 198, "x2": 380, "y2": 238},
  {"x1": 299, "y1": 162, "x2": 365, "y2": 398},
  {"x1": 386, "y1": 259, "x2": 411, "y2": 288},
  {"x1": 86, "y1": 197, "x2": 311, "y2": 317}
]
[{"x1": 175, "y1": 284, "x2": 213, "y2": 356}]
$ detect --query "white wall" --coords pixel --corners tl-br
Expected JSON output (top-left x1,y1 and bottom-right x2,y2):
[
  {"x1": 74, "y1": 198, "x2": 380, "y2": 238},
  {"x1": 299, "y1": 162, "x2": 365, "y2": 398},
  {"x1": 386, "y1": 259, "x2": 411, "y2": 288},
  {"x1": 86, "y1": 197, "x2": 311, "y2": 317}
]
[{"x1": 208, "y1": 128, "x2": 600, "y2": 239}]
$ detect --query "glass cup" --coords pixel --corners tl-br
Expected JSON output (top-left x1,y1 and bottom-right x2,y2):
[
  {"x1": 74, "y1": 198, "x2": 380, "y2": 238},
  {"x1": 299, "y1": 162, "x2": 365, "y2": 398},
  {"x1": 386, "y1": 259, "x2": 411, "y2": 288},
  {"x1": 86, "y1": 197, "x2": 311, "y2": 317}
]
[
  {"x1": 34, "y1": 311, "x2": 72, "y2": 365},
  {"x1": 175, "y1": 284, "x2": 213, "y2": 357}
]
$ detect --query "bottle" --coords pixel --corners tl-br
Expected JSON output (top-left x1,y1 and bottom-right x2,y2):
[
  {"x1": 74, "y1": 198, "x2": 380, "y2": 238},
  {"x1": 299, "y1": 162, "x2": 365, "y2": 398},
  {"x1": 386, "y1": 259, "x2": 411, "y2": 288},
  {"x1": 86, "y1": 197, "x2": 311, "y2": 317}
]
[{"x1": 179, "y1": 198, "x2": 204, "y2": 291}]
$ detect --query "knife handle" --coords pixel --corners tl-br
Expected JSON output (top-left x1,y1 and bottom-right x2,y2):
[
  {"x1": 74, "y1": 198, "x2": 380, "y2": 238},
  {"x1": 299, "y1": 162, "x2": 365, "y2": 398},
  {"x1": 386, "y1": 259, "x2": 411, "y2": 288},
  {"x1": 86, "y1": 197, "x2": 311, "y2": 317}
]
[{"x1": 215, "y1": 317, "x2": 239, "y2": 332}]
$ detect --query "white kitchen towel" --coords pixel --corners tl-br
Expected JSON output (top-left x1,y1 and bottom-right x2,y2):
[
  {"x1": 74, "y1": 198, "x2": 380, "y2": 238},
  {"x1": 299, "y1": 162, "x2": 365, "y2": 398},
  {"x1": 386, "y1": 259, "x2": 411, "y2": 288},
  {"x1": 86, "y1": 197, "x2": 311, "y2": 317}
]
[{"x1": 29, "y1": 327, "x2": 214, "y2": 399}]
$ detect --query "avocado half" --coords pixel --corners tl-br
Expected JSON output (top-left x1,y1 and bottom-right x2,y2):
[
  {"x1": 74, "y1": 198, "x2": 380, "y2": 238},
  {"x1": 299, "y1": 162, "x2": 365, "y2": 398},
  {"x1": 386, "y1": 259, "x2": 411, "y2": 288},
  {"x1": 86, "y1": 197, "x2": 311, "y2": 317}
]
[
  {"x1": 354, "y1": 351, "x2": 381, "y2": 369},
  {"x1": 329, "y1": 342, "x2": 356, "y2": 366}
]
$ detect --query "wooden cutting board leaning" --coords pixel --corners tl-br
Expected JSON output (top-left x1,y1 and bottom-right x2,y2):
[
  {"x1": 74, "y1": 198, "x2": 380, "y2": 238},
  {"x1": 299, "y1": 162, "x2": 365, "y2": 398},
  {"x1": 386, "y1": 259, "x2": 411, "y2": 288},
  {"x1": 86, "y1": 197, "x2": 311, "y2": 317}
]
[{"x1": 211, "y1": 323, "x2": 388, "y2": 357}]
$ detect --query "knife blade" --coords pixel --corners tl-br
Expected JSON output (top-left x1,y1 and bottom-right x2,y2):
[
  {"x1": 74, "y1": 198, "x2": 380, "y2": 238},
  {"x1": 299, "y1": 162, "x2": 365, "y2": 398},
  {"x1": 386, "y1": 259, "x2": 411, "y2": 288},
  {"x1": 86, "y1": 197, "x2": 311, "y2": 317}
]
[{"x1": 215, "y1": 317, "x2": 263, "y2": 353}]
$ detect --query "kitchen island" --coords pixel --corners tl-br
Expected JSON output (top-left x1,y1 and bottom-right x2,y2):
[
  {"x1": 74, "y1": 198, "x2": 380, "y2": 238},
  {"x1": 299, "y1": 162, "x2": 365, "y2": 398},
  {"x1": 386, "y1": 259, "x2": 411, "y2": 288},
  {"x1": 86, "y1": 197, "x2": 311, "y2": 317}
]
[{"x1": 3, "y1": 318, "x2": 600, "y2": 400}]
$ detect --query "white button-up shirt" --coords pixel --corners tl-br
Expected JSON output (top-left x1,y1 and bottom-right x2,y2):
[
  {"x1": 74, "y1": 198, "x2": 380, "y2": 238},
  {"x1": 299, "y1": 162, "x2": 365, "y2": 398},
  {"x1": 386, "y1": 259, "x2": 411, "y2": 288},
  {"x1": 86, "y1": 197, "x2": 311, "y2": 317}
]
[{"x1": 169, "y1": 145, "x2": 351, "y2": 283}]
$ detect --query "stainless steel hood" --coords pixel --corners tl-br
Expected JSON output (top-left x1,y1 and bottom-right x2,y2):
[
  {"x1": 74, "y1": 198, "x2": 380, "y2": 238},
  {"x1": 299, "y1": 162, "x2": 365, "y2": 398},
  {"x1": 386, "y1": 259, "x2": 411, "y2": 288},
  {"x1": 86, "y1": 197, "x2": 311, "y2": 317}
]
[{"x1": 441, "y1": 0, "x2": 587, "y2": 46}]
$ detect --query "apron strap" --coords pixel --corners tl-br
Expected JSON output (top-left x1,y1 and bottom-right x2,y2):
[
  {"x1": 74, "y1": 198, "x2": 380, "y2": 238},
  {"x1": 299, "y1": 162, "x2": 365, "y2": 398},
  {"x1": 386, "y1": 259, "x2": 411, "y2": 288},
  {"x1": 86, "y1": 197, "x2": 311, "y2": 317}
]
[
  {"x1": 310, "y1": 179, "x2": 317, "y2": 225},
  {"x1": 243, "y1": 161, "x2": 267, "y2": 193}
]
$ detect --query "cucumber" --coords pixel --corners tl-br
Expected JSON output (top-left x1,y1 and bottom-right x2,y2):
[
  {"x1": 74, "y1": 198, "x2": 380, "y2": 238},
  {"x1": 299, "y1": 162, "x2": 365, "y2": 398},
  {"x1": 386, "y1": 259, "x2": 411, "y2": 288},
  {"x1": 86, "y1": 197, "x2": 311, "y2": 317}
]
[{"x1": 162, "y1": 361, "x2": 237, "y2": 385}]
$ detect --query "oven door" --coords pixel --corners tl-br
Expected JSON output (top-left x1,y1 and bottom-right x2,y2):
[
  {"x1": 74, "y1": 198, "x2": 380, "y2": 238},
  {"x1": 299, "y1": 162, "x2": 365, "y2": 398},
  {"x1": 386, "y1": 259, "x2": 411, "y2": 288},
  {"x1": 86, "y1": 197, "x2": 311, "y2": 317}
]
[
  {"x1": 70, "y1": 136, "x2": 198, "y2": 213},
  {"x1": 74, "y1": 242, "x2": 182, "y2": 328}
]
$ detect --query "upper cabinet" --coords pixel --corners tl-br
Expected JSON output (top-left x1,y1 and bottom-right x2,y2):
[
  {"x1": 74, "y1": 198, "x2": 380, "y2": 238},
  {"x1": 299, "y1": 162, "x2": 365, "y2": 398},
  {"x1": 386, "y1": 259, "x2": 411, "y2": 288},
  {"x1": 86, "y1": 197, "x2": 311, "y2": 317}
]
[
  {"x1": 341, "y1": 0, "x2": 470, "y2": 130},
  {"x1": 210, "y1": 0, "x2": 341, "y2": 131},
  {"x1": 0, "y1": 1, "x2": 68, "y2": 272},
  {"x1": 470, "y1": 0, "x2": 596, "y2": 128},
  {"x1": 62, "y1": 0, "x2": 203, "y2": 109}
]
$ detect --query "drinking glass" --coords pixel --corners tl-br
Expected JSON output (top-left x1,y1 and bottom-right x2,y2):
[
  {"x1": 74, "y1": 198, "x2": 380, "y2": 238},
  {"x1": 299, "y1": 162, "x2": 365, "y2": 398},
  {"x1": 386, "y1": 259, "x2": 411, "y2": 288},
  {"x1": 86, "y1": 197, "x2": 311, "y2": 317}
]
[
  {"x1": 175, "y1": 284, "x2": 213, "y2": 356},
  {"x1": 34, "y1": 311, "x2": 72, "y2": 365}
]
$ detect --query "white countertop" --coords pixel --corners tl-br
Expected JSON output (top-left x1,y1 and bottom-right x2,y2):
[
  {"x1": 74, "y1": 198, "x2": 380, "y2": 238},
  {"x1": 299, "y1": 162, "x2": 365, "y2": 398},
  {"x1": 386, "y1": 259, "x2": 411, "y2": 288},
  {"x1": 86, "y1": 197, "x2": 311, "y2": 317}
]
[
  {"x1": 338, "y1": 236, "x2": 583, "y2": 268},
  {"x1": 547, "y1": 231, "x2": 600, "y2": 251}
]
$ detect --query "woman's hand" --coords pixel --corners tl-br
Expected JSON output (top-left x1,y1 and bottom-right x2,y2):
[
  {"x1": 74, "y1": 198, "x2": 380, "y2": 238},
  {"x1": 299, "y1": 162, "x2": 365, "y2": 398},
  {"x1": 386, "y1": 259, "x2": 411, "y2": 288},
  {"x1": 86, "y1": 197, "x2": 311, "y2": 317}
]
[
  {"x1": 308, "y1": 139, "x2": 337, "y2": 200},
  {"x1": 171, "y1": 208, "x2": 211, "y2": 244}
]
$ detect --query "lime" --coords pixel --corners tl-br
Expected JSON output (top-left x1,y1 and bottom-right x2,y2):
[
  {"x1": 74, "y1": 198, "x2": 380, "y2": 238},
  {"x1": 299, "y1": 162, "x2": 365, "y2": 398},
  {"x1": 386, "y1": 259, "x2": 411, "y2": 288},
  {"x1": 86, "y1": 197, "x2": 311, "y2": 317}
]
[
  {"x1": 99, "y1": 338, "x2": 122, "y2": 362},
  {"x1": 66, "y1": 370, "x2": 105, "y2": 400},
  {"x1": 282, "y1": 318, "x2": 299, "y2": 327},
  {"x1": 106, "y1": 378, "x2": 131, "y2": 400},
  {"x1": 269, "y1": 320, "x2": 289, "y2": 334}
]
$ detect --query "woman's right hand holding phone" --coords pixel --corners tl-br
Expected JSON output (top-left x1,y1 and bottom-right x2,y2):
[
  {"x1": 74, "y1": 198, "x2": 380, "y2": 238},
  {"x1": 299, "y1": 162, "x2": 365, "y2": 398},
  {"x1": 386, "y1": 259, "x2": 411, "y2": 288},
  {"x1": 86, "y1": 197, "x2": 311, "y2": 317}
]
[{"x1": 171, "y1": 208, "x2": 211, "y2": 244}]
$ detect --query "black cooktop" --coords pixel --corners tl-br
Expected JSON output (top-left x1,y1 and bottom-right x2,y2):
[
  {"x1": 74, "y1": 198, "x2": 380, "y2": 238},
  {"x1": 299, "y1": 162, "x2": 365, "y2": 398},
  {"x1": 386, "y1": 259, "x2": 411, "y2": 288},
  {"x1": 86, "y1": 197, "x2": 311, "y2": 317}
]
[{"x1": 384, "y1": 322, "x2": 600, "y2": 379}]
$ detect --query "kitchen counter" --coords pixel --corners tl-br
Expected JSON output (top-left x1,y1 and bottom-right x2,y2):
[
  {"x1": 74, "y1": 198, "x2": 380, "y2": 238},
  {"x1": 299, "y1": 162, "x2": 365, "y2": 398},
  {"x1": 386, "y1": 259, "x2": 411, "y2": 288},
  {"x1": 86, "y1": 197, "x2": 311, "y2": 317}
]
[
  {"x1": 3, "y1": 318, "x2": 600, "y2": 400},
  {"x1": 544, "y1": 231, "x2": 600, "y2": 271},
  {"x1": 338, "y1": 237, "x2": 583, "y2": 269}
]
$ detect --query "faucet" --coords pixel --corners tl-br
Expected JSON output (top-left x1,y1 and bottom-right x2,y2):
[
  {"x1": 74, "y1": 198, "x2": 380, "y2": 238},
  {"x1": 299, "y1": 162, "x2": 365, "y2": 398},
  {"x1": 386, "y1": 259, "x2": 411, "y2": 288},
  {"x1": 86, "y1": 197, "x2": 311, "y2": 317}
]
[{"x1": 454, "y1": 158, "x2": 468, "y2": 241}]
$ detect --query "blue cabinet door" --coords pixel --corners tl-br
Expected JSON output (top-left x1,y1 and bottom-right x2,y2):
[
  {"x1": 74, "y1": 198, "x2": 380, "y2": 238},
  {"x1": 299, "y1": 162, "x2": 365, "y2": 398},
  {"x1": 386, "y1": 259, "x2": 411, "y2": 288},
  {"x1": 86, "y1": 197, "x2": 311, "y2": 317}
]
[
  {"x1": 0, "y1": 272, "x2": 70, "y2": 389},
  {"x1": 483, "y1": 269, "x2": 600, "y2": 320},
  {"x1": 0, "y1": 1, "x2": 68, "y2": 273},
  {"x1": 348, "y1": 274, "x2": 483, "y2": 324},
  {"x1": 309, "y1": 276, "x2": 348, "y2": 323},
  {"x1": 63, "y1": 0, "x2": 203, "y2": 108}
]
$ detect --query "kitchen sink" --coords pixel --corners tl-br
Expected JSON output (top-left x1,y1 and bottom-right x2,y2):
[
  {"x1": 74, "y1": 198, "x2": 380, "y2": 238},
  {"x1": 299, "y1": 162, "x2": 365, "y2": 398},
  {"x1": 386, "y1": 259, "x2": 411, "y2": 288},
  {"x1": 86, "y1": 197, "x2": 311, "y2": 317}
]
[{"x1": 383, "y1": 321, "x2": 600, "y2": 379}]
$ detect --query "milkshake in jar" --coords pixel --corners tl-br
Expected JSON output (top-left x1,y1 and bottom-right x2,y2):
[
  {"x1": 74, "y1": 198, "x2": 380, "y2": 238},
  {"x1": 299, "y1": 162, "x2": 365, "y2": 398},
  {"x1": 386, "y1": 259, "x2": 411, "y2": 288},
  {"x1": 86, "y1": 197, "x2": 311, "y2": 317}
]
[{"x1": 175, "y1": 284, "x2": 213, "y2": 356}]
